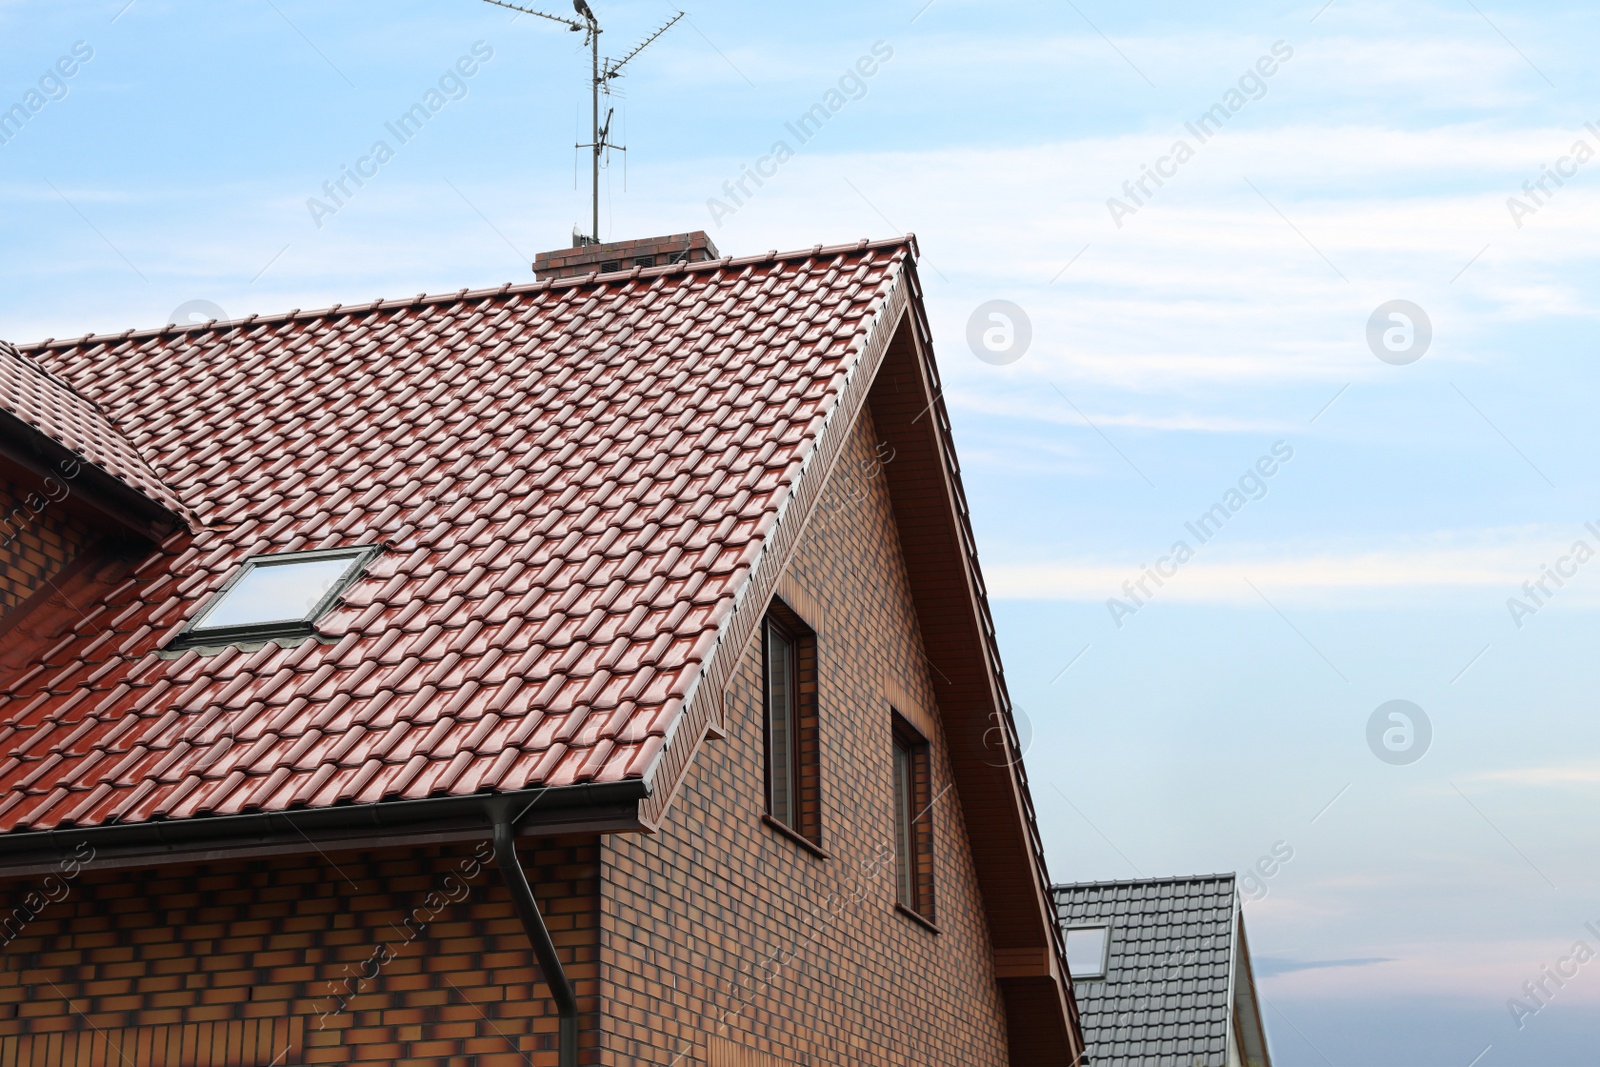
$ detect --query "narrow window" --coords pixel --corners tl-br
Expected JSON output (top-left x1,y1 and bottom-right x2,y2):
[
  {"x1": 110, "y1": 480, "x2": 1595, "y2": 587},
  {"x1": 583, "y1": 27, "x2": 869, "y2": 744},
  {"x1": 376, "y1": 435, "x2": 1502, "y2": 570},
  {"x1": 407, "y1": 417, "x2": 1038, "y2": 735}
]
[
  {"x1": 761, "y1": 605, "x2": 819, "y2": 845},
  {"x1": 765, "y1": 617, "x2": 798, "y2": 829},
  {"x1": 891, "y1": 716, "x2": 933, "y2": 921},
  {"x1": 893, "y1": 737, "x2": 915, "y2": 905}
]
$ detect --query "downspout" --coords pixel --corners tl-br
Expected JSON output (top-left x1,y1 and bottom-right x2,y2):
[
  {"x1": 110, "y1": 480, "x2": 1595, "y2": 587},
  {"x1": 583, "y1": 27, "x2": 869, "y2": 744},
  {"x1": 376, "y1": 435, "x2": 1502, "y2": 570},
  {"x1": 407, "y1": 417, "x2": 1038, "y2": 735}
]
[{"x1": 488, "y1": 799, "x2": 578, "y2": 1067}]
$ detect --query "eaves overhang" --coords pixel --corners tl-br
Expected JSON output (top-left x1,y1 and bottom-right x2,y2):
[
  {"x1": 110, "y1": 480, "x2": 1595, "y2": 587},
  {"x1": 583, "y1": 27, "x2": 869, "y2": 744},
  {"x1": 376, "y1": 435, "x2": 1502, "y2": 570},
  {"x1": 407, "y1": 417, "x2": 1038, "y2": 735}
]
[
  {"x1": 0, "y1": 339, "x2": 191, "y2": 540},
  {"x1": 0, "y1": 778, "x2": 649, "y2": 879}
]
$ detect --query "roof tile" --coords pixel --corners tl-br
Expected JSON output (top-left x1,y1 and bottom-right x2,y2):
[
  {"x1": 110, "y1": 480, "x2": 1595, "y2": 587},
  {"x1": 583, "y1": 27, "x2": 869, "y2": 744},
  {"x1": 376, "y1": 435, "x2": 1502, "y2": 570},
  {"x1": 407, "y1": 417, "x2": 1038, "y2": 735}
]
[{"x1": 0, "y1": 238, "x2": 910, "y2": 833}]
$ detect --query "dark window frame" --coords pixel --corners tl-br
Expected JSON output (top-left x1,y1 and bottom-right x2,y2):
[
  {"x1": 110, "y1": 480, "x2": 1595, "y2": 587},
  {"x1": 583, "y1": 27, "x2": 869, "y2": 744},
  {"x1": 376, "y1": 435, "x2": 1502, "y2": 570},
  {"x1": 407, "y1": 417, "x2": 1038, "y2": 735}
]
[
  {"x1": 891, "y1": 712, "x2": 935, "y2": 922},
  {"x1": 761, "y1": 603, "x2": 820, "y2": 845},
  {"x1": 169, "y1": 545, "x2": 378, "y2": 650}
]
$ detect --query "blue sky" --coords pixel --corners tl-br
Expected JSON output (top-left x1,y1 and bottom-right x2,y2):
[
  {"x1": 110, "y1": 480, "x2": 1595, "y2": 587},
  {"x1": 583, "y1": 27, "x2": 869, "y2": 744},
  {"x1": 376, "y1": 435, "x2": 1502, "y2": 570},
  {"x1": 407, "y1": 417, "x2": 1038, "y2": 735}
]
[{"x1": 5, "y1": 0, "x2": 1600, "y2": 1062}]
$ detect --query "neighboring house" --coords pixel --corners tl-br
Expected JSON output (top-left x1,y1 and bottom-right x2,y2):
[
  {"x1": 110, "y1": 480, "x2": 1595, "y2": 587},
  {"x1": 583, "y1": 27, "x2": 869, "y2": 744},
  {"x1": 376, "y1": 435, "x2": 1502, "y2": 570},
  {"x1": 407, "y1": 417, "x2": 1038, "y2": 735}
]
[
  {"x1": 0, "y1": 232, "x2": 1084, "y2": 1066},
  {"x1": 1053, "y1": 874, "x2": 1271, "y2": 1067}
]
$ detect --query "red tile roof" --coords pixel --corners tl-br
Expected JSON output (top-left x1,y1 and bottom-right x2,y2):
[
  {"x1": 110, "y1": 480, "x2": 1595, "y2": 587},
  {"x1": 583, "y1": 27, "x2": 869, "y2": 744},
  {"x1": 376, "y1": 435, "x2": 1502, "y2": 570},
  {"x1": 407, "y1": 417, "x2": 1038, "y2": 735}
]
[
  {"x1": 0, "y1": 238, "x2": 910, "y2": 833},
  {"x1": 0, "y1": 339, "x2": 190, "y2": 522}
]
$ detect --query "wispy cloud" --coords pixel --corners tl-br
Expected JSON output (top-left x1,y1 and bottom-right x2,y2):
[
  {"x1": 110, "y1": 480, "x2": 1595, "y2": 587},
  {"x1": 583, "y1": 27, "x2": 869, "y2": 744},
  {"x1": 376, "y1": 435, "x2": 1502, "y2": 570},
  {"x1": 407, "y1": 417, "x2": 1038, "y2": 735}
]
[
  {"x1": 987, "y1": 540, "x2": 1542, "y2": 603},
  {"x1": 1468, "y1": 763, "x2": 1600, "y2": 788},
  {"x1": 950, "y1": 389, "x2": 1303, "y2": 434},
  {"x1": 1254, "y1": 956, "x2": 1394, "y2": 978}
]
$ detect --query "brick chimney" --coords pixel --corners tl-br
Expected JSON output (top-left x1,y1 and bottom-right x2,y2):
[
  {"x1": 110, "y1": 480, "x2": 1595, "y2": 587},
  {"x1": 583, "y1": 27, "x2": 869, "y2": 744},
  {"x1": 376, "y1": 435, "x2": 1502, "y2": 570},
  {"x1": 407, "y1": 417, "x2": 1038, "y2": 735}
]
[{"x1": 533, "y1": 231, "x2": 721, "y2": 280}]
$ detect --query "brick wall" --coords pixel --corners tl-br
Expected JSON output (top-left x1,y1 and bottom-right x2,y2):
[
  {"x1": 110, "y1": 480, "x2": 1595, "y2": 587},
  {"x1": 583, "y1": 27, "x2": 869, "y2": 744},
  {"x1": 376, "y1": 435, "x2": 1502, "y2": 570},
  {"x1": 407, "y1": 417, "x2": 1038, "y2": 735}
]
[
  {"x1": 0, "y1": 471, "x2": 96, "y2": 617},
  {"x1": 597, "y1": 411, "x2": 1012, "y2": 1066},
  {"x1": 0, "y1": 838, "x2": 599, "y2": 1067}
]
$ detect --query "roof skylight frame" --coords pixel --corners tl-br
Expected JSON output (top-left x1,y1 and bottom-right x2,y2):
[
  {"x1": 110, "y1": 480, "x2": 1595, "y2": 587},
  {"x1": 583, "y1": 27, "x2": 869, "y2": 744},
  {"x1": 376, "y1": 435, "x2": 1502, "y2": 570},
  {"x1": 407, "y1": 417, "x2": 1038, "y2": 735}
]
[
  {"x1": 169, "y1": 545, "x2": 379, "y2": 650},
  {"x1": 1064, "y1": 923, "x2": 1112, "y2": 981}
]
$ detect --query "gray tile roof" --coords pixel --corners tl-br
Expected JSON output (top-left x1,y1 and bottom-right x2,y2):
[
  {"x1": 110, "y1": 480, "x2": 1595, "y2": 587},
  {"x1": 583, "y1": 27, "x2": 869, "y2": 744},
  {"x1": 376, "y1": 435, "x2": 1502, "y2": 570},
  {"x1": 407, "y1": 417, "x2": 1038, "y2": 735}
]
[{"x1": 1054, "y1": 874, "x2": 1238, "y2": 1067}]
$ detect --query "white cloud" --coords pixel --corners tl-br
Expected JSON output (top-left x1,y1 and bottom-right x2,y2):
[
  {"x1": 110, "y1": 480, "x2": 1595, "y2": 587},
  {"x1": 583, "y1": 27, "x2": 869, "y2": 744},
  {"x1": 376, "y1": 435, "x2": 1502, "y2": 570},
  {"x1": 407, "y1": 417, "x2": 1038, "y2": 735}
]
[
  {"x1": 1470, "y1": 763, "x2": 1600, "y2": 788},
  {"x1": 949, "y1": 387, "x2": 1303, "y2": 434},
  {"x1": 984, "y1": 528, "x2": 1587, "y2": 603},
  {"x1": 694, "y1": 121, "x2": 1600, "y2": 400}
]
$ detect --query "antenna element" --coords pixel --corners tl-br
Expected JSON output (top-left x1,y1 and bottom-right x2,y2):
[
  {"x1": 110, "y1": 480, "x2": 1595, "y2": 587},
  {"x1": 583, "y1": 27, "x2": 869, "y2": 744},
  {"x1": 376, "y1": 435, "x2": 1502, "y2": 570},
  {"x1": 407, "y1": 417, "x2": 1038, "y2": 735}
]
[{"x1": 480, "y1": 0, "x2": 683, "y2": 244}]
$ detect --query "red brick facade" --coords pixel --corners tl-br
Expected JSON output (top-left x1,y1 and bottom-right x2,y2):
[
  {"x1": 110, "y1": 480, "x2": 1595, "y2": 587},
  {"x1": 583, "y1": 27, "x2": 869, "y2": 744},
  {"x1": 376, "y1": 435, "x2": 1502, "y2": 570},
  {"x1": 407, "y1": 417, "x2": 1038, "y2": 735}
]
[
  {"x1": 0, "y1": 839, "x2": 600, "y2": 1066},
  {"x1": 597, "y1": 411, "x2": 1012, "y2": 1066},
  {"x1": 0, "y1": 469, "x2": 96, "y2": 616}
]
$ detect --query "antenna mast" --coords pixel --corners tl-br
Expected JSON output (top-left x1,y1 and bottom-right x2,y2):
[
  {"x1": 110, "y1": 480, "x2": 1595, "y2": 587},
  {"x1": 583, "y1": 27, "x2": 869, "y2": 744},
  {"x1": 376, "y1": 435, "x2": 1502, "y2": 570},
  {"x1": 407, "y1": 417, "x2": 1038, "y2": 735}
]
[{"x1": 480, "y1": 0, "x2": 682, "y2": 245}]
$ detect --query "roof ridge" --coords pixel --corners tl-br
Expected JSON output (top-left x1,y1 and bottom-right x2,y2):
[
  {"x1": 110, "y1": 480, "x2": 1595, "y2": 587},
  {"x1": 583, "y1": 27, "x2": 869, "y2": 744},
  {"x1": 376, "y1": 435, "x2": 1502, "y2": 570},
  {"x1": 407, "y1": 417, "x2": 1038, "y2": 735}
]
[
  {"x1": 0, "y1": 336, "x2": 194, "y2": 526},
  {"x1": 14, "y1": 235, "x2": 919, "y2": 353},
  {"x1": 0, "y1": 335, "x2": 146, "y2": 455},
  {"x1": 1053, "y1": 872, "x2": 1238, "y2": 890},
  {"x1": 0, "y1": 336, "x2": 89, "y2": 397}
]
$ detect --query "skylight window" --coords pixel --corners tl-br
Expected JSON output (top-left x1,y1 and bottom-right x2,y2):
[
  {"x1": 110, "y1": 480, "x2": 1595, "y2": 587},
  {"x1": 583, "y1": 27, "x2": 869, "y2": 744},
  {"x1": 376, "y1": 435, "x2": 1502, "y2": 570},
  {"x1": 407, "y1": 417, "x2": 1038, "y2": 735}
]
[
  {"x1": 173, "y1": 547, "x2": 376, "y2": 648},
  {"x1": 1065, "y1": 925, "x2": 1111, "y2": 980}
]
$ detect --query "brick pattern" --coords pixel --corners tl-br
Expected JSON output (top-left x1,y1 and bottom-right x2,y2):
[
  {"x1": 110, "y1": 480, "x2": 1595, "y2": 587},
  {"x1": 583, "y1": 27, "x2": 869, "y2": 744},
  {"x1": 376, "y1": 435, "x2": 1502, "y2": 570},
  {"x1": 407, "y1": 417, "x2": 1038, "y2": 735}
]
[
  {"x1": 0, "y1": 840, "x2": 598, "y2": 1067},
  {"x1": 704, "y1": 1035, "x2": 791, "y2": 1067},
  {"x1": 597, "y1": 413, "x2": 1011, "y2": 1066},
  {"x1": 0, "y1": 473, "x2": 95, "y2": 617},
  {"x1": 0, "y1": 1016, "x2": 303, "y2": 1066},
  {"x1": 793, "y1": 626, "x2": 821, "y2": 848},
  {"x1": 533, "y1": 232, "x2": 720, "y2": 280}
]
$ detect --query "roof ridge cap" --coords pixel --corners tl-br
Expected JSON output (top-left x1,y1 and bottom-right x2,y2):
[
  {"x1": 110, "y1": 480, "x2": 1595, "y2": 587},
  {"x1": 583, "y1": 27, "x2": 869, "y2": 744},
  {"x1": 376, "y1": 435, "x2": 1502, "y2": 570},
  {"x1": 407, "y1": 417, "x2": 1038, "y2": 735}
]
[
  {"x1": 0, "y1": 337, "x2": 124, "y2": 428},
  {"x1": 15, "y1": 236, "x2": 918, "y2": 352},
  {"x1": 0, "y1": 338, "x2": 195, "y2": 526},
  {"x1": 1053, "y1": 872, "x2": 1238, "y2": 890},
  {"x1": 0, "y1": 337, "x2": 77, "y2": 392}
]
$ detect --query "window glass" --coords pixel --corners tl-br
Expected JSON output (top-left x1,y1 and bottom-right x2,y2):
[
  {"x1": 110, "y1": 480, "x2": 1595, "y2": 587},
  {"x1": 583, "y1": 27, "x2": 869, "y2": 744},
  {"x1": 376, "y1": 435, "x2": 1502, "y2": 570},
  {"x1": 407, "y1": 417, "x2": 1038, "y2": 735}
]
[
  {"x1": 193, "y1": 555, "x2": 362, "y2": 631},
  {"x1": 1065, "y1": 926, "x2": 1111, "y2": 979},
  {"x1": 893, "y1": 738, "x2": 914, "y2": 906},
  {"x1": 766, "y1": 620, "x2": 797, "y2": 828}
]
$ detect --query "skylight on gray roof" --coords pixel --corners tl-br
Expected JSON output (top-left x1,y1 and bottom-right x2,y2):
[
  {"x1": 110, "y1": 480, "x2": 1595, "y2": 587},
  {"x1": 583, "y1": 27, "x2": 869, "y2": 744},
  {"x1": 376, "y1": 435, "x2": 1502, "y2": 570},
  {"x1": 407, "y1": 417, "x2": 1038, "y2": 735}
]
[
  {"x1": 1065, "y1": 925, "x2": 1110, "y2": 979},
  {"x1": 1053, "y1": 875, "x2": 1244, "y2": 1067}
]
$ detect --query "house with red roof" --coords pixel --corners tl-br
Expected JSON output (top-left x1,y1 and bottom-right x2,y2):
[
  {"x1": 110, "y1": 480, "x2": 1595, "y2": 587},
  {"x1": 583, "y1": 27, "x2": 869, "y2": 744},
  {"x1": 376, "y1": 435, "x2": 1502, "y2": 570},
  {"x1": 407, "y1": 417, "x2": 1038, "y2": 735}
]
[{"x1": 0, "y1": 232, "x2": 1083, "y2": 1066}]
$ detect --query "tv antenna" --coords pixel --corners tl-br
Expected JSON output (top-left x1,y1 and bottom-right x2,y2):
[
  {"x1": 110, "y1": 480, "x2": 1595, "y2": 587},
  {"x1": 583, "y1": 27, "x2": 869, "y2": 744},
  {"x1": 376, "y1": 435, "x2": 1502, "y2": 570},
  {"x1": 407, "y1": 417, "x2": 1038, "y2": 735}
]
[{"x1": 480, "y1": 0, "x2": 683, "y2": 245}]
